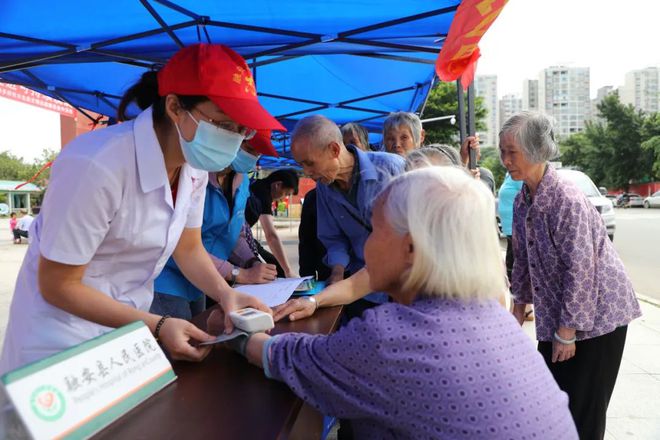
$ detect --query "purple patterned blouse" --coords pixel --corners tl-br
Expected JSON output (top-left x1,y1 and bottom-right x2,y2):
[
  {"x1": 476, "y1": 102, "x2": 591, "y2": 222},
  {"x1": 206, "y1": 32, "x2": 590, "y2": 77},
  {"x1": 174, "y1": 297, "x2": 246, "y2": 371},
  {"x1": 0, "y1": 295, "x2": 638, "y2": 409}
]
[
  {"x1": 263, "y1": 298, "x2": 577, "y2": 439},
  {"x1": 511, "y1": 165, "x2": 641, "y2": 342}
]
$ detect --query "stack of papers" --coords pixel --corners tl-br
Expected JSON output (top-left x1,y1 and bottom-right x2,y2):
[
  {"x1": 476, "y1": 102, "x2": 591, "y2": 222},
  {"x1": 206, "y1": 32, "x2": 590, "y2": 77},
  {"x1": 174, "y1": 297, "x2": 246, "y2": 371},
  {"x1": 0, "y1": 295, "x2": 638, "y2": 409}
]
[{"x1": 234, "y1": 277, "x2": 313, "y2": 307}]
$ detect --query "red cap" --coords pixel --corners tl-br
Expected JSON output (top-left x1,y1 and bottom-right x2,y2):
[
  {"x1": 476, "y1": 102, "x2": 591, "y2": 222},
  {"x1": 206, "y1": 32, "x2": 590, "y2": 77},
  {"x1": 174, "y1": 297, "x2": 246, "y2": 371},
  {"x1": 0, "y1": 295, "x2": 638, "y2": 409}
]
[
  {"x1": 249, "y1": 130, "x2": 278, "y2": 157},
  {"x1": 158, "y1": 44, "x2": 285, "y2": 132}
]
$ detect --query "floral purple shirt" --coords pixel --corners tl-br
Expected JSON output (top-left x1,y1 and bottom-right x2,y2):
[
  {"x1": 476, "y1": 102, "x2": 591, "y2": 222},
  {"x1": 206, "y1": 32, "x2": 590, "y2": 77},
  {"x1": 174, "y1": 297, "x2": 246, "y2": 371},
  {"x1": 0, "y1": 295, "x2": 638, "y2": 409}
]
[
  {"x1": 511, "y1": 165, "x2": 641, "y2": 342},
  {"x1": 264, "y1": 298, "x2": 577, "y2": 439}
]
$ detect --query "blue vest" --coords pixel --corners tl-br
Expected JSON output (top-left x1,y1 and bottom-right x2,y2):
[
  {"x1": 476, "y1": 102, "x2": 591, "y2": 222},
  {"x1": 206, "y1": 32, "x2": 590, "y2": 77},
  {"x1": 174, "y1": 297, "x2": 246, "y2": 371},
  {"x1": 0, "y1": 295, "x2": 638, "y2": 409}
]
[{"x1": 154, "y1": 174, "x2": 250, "y2": 301}]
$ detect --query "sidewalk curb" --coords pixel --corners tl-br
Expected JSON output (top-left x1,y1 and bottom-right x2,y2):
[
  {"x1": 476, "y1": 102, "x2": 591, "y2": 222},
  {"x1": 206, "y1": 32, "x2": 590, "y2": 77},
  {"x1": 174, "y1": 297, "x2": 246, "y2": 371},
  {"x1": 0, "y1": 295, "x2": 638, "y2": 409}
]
[{"x1": 637, "y1": 292, "x2": 660, "y2": 308}]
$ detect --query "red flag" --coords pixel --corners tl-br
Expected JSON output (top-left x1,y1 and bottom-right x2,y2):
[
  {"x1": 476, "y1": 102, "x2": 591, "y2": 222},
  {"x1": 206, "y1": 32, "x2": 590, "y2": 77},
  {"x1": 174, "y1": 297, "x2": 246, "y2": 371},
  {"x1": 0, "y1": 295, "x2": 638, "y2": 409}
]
[{"x1": 436, "y1": 0, "x2": 508, "y2": 89}]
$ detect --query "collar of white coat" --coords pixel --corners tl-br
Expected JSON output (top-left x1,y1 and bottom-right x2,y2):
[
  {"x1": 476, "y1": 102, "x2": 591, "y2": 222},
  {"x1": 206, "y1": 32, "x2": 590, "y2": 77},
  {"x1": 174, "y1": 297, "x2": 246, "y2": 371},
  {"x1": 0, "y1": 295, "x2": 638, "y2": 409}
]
[{"x1": 133, "y1": 106, "x2": 172, "y2": 194}]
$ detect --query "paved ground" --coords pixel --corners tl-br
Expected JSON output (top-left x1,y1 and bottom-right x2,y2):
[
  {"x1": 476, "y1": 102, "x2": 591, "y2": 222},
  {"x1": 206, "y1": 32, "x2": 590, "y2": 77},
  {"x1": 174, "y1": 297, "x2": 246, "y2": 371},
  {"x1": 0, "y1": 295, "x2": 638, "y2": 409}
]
[
  {"x1": 0, "y1": 216, "x2": 658, "y2": 438},
  {"x1": 612, "y1": 208, "x2": 660, "y2": 301}
]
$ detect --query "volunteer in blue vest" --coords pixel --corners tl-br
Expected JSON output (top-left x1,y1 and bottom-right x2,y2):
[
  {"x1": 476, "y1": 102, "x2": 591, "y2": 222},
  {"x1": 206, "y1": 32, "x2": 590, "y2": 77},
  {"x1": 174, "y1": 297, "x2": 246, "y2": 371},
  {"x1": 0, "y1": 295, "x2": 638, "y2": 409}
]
[
  {"x1": 152, "y1": 131, "x2": 279, "y2": 320},
  {"x1": 0, "y1": 43, "x2": 284, "y2": 374}
]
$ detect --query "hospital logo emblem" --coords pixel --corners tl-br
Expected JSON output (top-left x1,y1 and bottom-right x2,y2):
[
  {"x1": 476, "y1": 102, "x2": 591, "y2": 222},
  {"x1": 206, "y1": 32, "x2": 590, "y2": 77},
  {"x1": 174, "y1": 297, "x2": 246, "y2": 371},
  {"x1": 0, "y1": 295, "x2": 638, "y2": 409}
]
[{"x1": 30, "y1": 385, "x2": 66, "y2": 421}]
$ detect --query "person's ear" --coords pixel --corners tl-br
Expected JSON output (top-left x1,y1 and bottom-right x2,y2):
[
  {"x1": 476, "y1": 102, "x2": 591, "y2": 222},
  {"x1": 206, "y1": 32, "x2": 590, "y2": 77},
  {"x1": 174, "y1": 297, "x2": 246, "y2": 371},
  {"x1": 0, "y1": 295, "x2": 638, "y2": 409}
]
[
  {"x1": 328, "y1": 141, "x2": 342, "y2": 159},
  {"x1": 404, "y1": 233, "x2": 415, "y2": 265},
  {"x1": 164, "y1": 94, "x2": 185, "y2": 126},
  {"x1": 419, "y1": 128, "x2": 426, "y2": 146}
]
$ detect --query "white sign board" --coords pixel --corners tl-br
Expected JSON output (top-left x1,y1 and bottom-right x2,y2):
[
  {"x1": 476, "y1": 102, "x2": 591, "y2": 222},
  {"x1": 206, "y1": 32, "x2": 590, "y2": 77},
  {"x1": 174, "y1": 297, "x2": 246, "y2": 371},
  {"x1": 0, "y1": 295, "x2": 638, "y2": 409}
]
[{"x1": 1, "y1": 321, "x2": 175, "y2": 440}]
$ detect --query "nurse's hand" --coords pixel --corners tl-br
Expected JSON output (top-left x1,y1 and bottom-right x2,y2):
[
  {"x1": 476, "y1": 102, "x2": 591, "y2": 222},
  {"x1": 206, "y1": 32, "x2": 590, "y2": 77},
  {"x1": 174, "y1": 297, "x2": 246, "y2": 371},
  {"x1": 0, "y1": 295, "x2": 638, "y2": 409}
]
[
  {"x1": 159, "y1": 318, "x2": 215, "y2": 362},
  {"x1": 220, "y1": 290, "x2": 272, "y2": 333},
  {"x1": 235, "y1": 262, "x2": 277, "y2": 284}
]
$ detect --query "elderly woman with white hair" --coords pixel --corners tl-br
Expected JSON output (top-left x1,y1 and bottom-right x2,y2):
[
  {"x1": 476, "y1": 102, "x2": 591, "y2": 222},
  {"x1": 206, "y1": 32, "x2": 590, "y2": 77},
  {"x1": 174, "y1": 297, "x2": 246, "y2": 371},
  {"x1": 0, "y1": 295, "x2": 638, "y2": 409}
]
[
  {"x1": 404, "y1": 144, "x2": 462, "y2": 170},
  {"x1": 225, "y1": 167, "x2": 577, "y2": 439},
  {"x1": 382, "y1": 111, "x2": 486, "y2": 180},
  {"x1": 501, "y1": 111, "x2": 641, "y2": 440}
]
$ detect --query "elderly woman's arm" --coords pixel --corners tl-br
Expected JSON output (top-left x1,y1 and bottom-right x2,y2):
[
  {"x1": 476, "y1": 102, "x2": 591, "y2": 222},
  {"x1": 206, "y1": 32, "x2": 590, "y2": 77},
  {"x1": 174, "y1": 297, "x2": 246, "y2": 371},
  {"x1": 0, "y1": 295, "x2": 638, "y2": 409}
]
[
  {"x1": 273, "y1": 268, "x2": 370, "y2": 321},
  {"x1": 510, "y1": 202, "x2": 534, "y2": 325},
  {"x1": 245, "y1": 312, "x2": 387, "y2": 419},
  {"x1": 552, "y1": 196, "x2": 599, "y2": 335}
]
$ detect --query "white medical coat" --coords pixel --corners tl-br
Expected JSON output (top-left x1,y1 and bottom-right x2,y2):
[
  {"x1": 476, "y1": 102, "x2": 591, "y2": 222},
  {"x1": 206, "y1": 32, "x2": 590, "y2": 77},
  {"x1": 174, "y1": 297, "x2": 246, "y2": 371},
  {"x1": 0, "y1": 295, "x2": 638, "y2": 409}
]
[{"x1": 0, "y1": 107, "x2": 207, "y2": 374}]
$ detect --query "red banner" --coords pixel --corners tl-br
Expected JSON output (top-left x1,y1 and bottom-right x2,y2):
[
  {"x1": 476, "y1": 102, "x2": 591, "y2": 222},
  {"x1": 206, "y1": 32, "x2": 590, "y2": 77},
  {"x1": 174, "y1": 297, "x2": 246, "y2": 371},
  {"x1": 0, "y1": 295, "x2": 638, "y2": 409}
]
[
  {"x1": 436, "y1": 0, "x2": 508, "y2": 90},
  {"x1": 0, "y1": 82, "x2": 77, "y2": 118}
]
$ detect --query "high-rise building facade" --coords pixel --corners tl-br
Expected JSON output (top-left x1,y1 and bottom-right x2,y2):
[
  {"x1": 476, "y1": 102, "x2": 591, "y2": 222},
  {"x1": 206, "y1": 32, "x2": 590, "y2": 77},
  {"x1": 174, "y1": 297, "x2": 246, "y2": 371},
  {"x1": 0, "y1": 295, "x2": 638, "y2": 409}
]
[
  {"x1": 592, "y1": 86, "x2": 615, "y2": 121},
  {"x1": 522, "y1": 79, "x2": 539, "y2": 111},
  {"x1": 499, "y1": 94, "x2": 522, "y2": 129},
  {"x1": 619, "y1": 67, "x2": 659, "y2": 113},
  {"x1": 538, "y1": 66, "x2": 591, "y2": 138},
  {"x1": 474, "y1": 75, "x2": 498, "y2": 148}
]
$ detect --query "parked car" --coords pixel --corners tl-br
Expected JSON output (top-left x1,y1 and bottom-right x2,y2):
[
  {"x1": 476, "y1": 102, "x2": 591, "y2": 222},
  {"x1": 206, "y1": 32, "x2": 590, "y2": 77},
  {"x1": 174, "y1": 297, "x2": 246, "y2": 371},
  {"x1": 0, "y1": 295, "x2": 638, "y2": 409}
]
[
  {"x1": 556, "y1": 169, "x2": 616, "y2": 240},
  {"x1": 644, "y1": 191, "x2": 660, "y2": 208},
  {"x1": 616, "y1": 193, "x2": 644, "y2": 208}
]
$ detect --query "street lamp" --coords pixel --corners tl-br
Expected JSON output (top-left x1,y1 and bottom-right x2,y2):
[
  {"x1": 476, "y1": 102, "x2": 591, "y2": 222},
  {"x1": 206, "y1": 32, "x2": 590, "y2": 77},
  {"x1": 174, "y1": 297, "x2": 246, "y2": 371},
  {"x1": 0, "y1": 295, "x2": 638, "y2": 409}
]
[{"x1": 420, "y1": 114, "x2": 456, "y2": 125}]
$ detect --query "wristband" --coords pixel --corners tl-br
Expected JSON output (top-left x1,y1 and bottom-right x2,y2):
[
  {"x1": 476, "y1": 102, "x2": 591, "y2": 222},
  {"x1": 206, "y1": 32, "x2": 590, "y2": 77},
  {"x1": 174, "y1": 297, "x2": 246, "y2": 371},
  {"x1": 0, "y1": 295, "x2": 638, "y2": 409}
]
[
  {"x1": 226, "y1": 333, "x2": 251, "y2": 357},
  {"x1": 553, "y1": 331, "x2": 576, "y2": 345},
  {"x1": 303, "y1": 295, "x2": 318, "y2": 312},
  {"x1": 154, "y1": 315, "x2": 171, "y2": 341}
]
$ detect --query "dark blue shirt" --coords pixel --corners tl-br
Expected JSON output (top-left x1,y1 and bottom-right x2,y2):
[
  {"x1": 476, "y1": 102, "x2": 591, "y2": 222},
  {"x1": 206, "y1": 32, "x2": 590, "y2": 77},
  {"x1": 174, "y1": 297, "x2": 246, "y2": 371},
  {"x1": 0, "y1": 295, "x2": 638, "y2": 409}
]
[{"x1": 316, "y1": 147, "x2": 404, "y2": 300}]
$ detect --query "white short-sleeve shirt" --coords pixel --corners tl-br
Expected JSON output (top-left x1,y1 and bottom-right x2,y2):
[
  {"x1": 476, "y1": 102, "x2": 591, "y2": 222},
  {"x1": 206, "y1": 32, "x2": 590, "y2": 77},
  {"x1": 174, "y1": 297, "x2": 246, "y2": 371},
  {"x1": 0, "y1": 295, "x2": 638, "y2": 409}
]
[{"x1": 0, "y1": 107, "x2": 208, "y2": 374}]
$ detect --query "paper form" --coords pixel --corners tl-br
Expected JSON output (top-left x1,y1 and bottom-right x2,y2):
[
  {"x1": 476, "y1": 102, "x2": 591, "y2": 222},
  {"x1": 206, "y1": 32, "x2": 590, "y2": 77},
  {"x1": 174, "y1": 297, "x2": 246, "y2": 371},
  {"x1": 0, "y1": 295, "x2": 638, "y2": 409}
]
[{"x1": 234, "y1": 277, "x2": 313, "y2": 307}]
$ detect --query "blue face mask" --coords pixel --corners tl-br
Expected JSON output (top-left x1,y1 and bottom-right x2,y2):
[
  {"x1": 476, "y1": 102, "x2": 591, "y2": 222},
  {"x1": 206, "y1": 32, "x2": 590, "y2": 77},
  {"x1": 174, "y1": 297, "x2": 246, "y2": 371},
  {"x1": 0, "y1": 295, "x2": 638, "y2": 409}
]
[
  {"x1": 176, "y1": 112, "x2": 244, "y2": 171},
  {"x1": 231, "y1": 148, "x2": 260, "y2": 173}
]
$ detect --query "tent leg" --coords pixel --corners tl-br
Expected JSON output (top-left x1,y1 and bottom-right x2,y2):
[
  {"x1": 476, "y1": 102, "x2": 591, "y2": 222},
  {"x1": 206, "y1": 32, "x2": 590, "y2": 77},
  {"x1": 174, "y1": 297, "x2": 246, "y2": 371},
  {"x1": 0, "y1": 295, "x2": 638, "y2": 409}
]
[
  {"x1": 456, "y1": 80, "x2": 466, "y2": 145},
  {"x1": 466, "y1": 82, "x2": 477, "y2": 169}
]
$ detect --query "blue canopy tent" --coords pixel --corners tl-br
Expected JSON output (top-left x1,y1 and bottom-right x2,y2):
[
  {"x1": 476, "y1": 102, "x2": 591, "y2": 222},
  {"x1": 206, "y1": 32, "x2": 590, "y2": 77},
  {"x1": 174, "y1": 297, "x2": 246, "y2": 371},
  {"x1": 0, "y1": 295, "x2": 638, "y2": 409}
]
[{"x1": 0, "y1": 0, "x2": 462, "y2": 166}]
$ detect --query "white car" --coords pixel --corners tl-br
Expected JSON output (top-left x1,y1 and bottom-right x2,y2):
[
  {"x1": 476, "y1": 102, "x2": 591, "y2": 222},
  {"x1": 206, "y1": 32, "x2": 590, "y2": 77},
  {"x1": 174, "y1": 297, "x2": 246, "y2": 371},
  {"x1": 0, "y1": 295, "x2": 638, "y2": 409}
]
[
  {"x1": 556, "y1": 169, "x2": 616, "y2": 241},
  {"x1": 644, "y1": 191, "x2": 660, "y2": 208}
]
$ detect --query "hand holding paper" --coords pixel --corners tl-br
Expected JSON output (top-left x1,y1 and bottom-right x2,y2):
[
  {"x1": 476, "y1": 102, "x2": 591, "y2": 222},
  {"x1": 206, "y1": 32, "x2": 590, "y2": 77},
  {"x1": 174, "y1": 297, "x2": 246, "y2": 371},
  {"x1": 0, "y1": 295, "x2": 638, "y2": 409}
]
[{"x1": 233, "y1": 277, "x2": 313, "y2": 307}]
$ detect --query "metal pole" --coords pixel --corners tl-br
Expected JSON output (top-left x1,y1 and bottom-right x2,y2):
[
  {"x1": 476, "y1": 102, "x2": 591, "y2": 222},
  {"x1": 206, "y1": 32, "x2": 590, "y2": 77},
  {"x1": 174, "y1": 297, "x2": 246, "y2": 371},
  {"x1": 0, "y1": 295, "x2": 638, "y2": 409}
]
[
  {"x1": 466, "y1": 82, "x2": 477, "y2": 169},
  {"x1": 456, "y1": 79, "x2": 466, "y2": 145},
  {"x1": 418, "y1": 75, "x2": 436, "y2": 117}
]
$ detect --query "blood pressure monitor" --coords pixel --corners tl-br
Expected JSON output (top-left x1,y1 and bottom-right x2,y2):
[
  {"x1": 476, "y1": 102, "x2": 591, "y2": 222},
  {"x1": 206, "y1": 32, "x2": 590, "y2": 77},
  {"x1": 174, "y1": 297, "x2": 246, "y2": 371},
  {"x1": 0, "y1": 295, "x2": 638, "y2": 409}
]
[{"x1": 229, "y1": 308, "x2": 274, "y2": 333}]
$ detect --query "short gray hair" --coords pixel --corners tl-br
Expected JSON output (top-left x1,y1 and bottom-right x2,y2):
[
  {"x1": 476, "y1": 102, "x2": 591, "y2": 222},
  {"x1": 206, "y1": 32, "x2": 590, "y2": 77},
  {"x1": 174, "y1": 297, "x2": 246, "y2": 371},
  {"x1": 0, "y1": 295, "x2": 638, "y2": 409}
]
[
  {"x1": 291, "y1": 115, "x2": 343, "y2": 150},
  {"x1": 377, "y1": 167, "x2": 506, "y2": 301},
  {"x1": 340, "y1": 122, "x2": 370, "y2": 150},
  {"x1": 383, "y1": 112, "x2": 423, "y2": 146},
  {"x1": 499, "y1": 111, "x2": 558, "y2": 163},
  {"x1": 405, "y1": 144, "x2": 462, "y2": 171}
]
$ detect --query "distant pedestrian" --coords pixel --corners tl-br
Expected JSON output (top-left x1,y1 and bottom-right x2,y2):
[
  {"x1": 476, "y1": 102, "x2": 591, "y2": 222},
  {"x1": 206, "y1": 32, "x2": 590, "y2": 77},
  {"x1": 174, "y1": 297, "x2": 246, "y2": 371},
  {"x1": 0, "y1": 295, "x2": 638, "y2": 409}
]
[
  {"x1": 9, "y1": 212, "x2": 17, "y2": 243},
  {"x1": 12, "y1": 210, "x2": 33, "y2": 244}
]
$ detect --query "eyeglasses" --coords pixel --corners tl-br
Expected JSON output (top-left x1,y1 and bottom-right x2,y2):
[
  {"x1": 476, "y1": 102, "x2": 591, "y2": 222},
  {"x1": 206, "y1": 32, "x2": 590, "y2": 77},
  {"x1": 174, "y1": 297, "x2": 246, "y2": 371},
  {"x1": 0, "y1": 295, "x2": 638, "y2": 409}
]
[{"x1": 193, "y1": 107, "x2": 256, "y2": 140}]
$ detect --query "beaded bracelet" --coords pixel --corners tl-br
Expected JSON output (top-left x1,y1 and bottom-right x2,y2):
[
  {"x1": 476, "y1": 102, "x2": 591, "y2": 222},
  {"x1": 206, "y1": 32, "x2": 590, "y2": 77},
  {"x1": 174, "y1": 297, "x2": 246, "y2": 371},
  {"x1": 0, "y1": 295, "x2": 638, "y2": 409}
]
[
  {"x1": 553, "y1": 331, "x2": 576, "y2": 345},
  {"x1": 155, "y1": 315, "x2": 171, "y2": 341}
]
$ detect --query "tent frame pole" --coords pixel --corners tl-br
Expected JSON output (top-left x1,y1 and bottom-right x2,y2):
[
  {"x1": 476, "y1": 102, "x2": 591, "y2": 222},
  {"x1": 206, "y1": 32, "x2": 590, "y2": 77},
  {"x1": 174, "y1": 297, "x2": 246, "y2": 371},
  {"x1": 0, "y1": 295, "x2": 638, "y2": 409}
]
[{"x1": 139, "y1": 0, "x2": 184, "y2": 48}]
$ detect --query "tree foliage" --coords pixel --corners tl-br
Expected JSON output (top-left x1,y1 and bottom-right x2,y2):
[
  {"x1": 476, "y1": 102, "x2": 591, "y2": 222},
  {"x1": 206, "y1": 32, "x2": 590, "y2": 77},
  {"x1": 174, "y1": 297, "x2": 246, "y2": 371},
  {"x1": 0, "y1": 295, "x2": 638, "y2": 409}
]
[
  {"x1": 0, "y1": 149, "x2": 58, "y2": 197},
  {"x1": 479, "y1": 147, "x2": 507, "y2": 191},
  {"x1": 421, "y1": 80, "x2": 501, "y2": 189},
  {"x1": 559, "y1": 94, "x2": 658, "y2": 190},
  {"x1": 422, "y1": 81, "x2": 487, "y2": 145}
]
